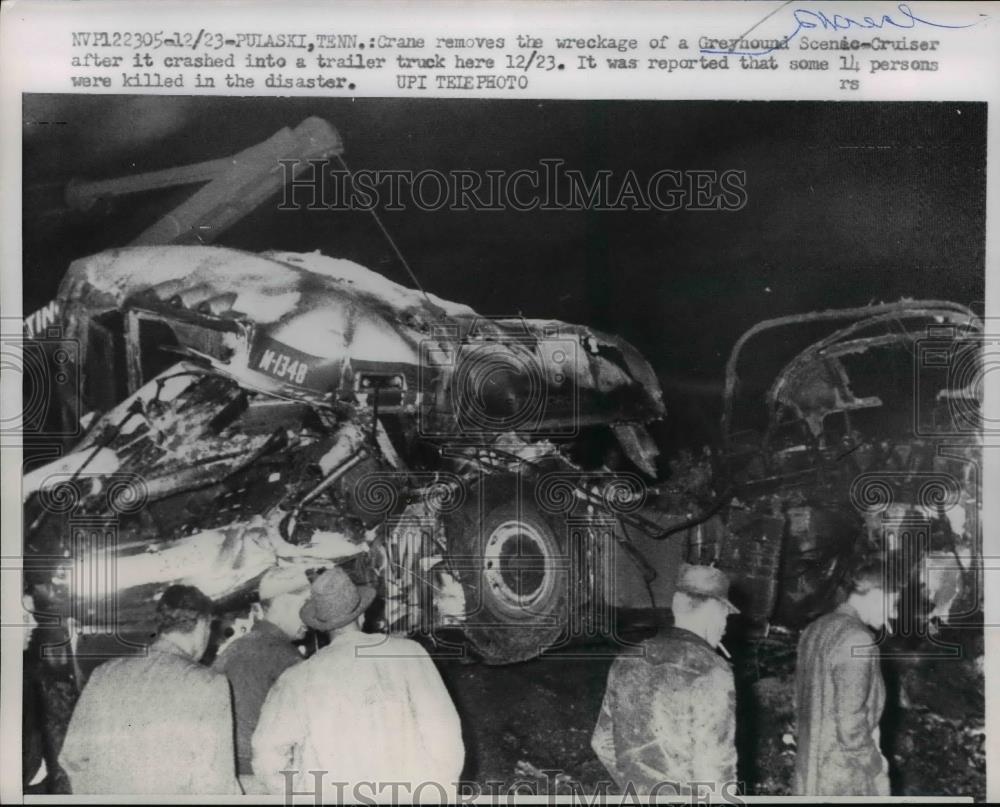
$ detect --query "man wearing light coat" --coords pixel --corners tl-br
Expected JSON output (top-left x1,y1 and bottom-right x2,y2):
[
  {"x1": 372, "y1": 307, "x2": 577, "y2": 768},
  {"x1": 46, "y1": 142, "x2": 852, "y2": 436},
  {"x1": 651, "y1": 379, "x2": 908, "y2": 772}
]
[
  {"x1": 58, "y1": 585, "x2": 240, "y2": 795},
  {"x1": 252, "y1": 566, "x2": 465, "y2": 801}
]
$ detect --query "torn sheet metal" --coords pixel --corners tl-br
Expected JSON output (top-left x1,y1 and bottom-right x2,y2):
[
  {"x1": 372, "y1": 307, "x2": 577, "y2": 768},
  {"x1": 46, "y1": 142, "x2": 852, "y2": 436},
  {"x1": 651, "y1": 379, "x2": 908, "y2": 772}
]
[{"x1": 26, "y1": 245, "x2": 667, "y2": 657}]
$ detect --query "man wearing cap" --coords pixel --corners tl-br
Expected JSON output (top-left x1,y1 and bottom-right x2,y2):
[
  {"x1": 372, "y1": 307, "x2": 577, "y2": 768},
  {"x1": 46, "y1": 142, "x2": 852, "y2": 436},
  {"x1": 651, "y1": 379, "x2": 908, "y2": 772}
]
[
  {"x1": 213, "y1": 566, "x2": 311, "y2": 793},
  {"x1": 794, "y1": 558, "x2": 900, "y2": 796},
  {"x1": 58, "y1": 584, "x2": 240, "y2": 795},
  {"x1": 252, "y1": 566, "x2": 464, "y2": 799},
  {"x1": 591, "y1": 563, "x2": 739, "y2": 797}
]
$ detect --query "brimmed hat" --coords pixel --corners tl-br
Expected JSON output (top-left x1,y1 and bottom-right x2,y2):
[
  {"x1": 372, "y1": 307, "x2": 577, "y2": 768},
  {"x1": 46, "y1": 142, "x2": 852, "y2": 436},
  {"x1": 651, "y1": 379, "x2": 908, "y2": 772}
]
[
  {"x1": 258, "y1": 566, "x2": 311, "y2": 602},
  {"x1": 676, "y1": 563, "x2": 739, "y2": 614},
  {"x1": 299, "y1": 566, "x2": 376, "y2": 632}
]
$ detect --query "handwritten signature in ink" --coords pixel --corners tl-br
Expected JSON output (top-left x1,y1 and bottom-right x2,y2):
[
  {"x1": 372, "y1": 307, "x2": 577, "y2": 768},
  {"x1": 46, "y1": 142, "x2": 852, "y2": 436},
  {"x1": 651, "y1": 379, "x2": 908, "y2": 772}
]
[{"x1": 700, "y1": 3, "x2": 975, "y2": 57}]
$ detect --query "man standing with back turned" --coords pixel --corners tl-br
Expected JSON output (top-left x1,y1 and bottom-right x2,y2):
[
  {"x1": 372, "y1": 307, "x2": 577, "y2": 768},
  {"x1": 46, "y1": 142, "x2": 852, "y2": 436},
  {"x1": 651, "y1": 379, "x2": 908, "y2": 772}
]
[
  {"x1": 794, "y1": 558, "x2": 900, "y2": 796},
  {"x1": 591, "y1": 563, "x2": 739, "y2": 796},
  {"x1": 58, "y1": 584, "x2": 240, "y2": 795},
  {"x1": 252, "y1": 566, "x2": 465, "y2": 800}
]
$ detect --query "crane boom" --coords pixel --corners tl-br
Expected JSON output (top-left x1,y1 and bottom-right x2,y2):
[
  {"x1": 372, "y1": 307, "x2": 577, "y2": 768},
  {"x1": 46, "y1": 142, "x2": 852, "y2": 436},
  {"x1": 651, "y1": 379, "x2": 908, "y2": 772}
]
[{"x1": 25, "y1": 117, "x2": 343, "y2": 336}]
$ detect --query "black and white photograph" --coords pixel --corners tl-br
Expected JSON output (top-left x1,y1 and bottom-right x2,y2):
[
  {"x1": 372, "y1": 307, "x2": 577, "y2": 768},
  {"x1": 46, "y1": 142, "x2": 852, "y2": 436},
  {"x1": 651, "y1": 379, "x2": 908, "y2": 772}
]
[{"x1": 11, "y1": 92, "x2": 988, "y2": 800}]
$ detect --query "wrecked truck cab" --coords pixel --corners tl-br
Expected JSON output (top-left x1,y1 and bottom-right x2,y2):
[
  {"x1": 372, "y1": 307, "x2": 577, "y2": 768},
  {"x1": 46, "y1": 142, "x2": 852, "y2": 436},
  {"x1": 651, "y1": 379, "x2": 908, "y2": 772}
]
[
  {"x1": 715, "y1": 300, "x2": 983, "y2": 628},
  {"x1": 25, "y1": 245, "x2": 668, "y2": 664}
]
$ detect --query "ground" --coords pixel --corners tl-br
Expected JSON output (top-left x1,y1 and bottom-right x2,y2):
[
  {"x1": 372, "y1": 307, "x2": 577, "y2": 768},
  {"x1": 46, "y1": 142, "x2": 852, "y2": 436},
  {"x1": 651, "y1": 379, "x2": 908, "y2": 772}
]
[{"x1": 435, "y1": 625, "x2": 985, "y2": 799}]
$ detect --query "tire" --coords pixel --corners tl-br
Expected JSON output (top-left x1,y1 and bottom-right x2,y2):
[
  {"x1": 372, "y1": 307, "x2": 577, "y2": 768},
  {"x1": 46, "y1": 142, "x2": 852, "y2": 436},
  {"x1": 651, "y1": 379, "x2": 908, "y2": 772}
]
[{"x1": 444, "y1": 478, "x2": 573, "y2": 664}]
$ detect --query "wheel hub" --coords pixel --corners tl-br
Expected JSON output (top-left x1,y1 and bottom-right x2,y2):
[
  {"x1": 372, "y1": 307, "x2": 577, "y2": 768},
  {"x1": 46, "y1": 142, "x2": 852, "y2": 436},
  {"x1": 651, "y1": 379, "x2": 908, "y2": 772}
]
[{"x1": 482, "y1": 519, "x2": 554, "y2": 615}]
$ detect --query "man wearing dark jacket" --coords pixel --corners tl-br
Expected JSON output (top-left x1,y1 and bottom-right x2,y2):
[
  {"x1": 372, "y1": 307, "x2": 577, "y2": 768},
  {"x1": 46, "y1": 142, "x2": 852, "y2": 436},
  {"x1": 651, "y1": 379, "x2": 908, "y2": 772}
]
[
  {"x1": 213, "y1": 566, "x2": 310, "y2": 793},
  {"x1": 591, "y1": 564, "x2": 739, "y2": 796},
  {"x1": 794, "y1": 559, "x2": 900, "y2": 796}
]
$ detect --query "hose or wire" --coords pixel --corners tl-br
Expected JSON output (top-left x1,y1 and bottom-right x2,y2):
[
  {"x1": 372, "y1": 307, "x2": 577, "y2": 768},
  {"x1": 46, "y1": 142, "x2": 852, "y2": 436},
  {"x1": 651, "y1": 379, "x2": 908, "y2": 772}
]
[
  {"x1": 652, "y1": 486, "x2": 735, "y2": 541},
  {"x1": 334, "y1": 154, "x2": 444, "y2": 318}
]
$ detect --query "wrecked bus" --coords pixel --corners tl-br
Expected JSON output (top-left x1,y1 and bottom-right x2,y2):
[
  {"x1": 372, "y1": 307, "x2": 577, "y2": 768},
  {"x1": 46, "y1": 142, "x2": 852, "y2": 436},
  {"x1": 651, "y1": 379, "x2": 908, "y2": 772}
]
[
  {"x1": 22, "y1": 244, "x2": 982, "y2": 666},
  {"x1": 23, "y1": 244, "x2": 675, "y2": 664}
]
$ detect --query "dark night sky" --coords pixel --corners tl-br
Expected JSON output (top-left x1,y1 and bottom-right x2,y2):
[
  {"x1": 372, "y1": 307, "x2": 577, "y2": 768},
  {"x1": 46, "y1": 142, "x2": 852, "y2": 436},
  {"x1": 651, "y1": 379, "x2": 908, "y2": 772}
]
[{"x1": 22, "y1": 96, "x2": 986, "y2": 449}]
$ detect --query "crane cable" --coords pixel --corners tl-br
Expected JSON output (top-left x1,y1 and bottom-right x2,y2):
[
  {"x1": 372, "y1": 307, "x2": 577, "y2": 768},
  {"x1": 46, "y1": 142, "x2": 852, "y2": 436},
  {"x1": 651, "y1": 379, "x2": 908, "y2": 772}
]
[{"x1": 334, "y1": 154, "x2": 443, "y2": 318}]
